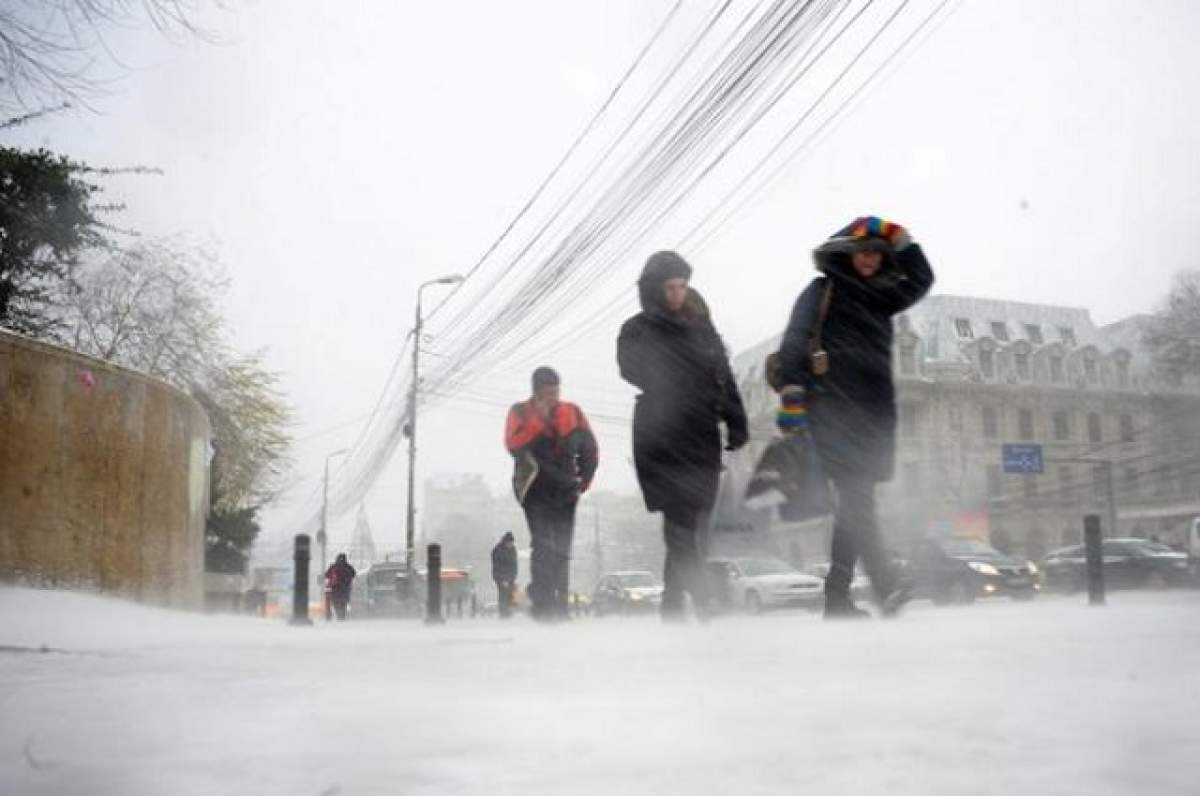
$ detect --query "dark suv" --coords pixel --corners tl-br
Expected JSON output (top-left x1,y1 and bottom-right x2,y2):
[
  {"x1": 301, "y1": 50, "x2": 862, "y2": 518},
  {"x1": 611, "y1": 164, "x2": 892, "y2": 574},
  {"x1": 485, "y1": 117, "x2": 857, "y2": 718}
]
[
  {"x1": 910, "y1": 537, "x2": 1039, "y2": 604},
  {"x1": 1041, "y1": 538, "x2": 1192, "y2": 592}
]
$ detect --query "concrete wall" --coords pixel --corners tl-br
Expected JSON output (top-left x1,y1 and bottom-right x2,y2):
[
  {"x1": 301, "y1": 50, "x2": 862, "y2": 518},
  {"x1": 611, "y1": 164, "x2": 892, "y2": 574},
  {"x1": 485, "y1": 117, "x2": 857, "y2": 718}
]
[{"x1": 0, "y1": 331, "x2": 210, "y2": 608}]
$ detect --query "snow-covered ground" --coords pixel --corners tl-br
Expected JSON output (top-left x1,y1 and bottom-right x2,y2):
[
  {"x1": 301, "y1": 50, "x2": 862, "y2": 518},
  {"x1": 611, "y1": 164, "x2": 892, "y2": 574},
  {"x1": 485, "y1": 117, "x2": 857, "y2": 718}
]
[{"x1": 1, "y1": 586, "x2": 1198, "y2": 795}]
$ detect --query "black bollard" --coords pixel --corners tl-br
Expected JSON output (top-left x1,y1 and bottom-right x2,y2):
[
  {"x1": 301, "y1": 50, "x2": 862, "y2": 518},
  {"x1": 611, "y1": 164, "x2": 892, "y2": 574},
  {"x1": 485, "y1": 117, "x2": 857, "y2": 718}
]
[
  {"x1": 425, "y1": 543, "x2": 444, "y2": 625},
  {"x1": 1084, "y1": 514, "x2": 1106, "y2": 606},
  {"x1": 290, "y1": 534, "x2": 313, "y2": 626}
]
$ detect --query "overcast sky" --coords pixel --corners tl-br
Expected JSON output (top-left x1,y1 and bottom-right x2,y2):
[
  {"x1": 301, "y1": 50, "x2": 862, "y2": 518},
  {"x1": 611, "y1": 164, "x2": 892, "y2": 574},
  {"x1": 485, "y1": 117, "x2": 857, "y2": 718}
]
[{"x1": 8, "y1": 0, "x2": 1199, "y2": 555}]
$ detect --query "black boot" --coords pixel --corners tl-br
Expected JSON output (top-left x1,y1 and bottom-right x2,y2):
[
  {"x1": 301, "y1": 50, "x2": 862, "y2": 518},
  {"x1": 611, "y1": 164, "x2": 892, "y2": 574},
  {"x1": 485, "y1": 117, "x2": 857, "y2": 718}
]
[
  {"x1": 879, "y1": 580, "x2": 913, "y2": 619},
  {"x1": 823, "y1": 592, "x2": 871, "y2": 620}
]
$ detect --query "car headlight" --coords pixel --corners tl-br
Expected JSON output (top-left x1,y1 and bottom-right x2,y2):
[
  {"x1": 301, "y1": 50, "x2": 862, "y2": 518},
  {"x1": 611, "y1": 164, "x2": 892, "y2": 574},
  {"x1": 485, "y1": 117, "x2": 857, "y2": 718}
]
[
  {"x1": 628, "y1": 592, "x2": 643, "y2": 601},
  {"x1": 968, "y1": 561, "x2": 999, "y2": 576},
  {"x1": 1026, "y1": 561, "x2": 1039, "y2": 575}
]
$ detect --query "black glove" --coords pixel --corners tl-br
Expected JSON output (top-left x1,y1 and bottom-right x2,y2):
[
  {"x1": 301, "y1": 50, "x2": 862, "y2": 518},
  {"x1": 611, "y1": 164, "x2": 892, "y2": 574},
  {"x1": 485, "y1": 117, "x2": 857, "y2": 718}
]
[{"x1": 726, "y1": 424, "x2": 749, "y2": 451}]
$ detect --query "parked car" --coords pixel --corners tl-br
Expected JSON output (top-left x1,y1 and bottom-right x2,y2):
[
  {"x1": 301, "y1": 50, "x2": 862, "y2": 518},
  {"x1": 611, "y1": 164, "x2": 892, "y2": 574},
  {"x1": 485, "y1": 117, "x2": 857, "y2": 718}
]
[
  {"x1": 707, "y1": 557, "x2": 824, "y2": 614},
  {"x1": 1041, "y1": 538, "x2": 1192, "y2": 592},
  {"x1": 909, "y1": 537, "x2": 1039, "y2": 604},
  {"x1": 353, "y1": 562, "x2": 415, "y2": 617},
  {"x1": 592, "y1": 571, "x2": 664, "y2": 616},
  {"x1": 1187, "y1": 517, "x2": 1200, "y2": 584}
]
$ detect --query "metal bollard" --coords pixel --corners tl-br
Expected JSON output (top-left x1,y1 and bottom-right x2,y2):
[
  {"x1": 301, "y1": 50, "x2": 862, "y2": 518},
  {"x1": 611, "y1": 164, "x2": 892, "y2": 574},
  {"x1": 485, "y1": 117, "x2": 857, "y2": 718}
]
[
  {"x1": 290, "y1": 534, "x2": 313, "y2": 626},
  {"x1": 425, "y1": 543, "x2": 444, "y2": 625},
  {"x1": 1084, "y1": 514, "x2": 1106, "y2": 606}
]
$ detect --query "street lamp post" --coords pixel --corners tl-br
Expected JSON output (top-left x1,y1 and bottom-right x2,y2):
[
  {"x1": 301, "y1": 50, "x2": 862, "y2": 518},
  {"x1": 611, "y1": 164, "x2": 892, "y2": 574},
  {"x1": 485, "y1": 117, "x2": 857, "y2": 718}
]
[
  {"x1": 318, "y1": 448, "x2": 350, "y2": 582},
  {"x1": 405, "y1": 274, "x2": 464, "y2": 581}
]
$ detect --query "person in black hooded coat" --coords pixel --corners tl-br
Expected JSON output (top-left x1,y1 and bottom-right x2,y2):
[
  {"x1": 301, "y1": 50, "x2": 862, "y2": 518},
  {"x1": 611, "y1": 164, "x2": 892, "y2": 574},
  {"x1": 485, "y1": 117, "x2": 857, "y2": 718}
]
[
  {"x1": 776, "y1": 216, "x2": 934, "y2": 618},
  {"x1": 618, "y1": 251, "x2": 749, "y2": 618}
]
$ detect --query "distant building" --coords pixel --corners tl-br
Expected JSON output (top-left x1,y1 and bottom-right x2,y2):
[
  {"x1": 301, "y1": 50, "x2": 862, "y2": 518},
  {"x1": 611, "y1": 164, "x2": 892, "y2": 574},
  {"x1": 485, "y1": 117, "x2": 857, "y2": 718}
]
[
  {"x1": 421, "y1": 474, "x2": 663, "y2": 594},
  {"x1": 346, "y1": 504, "x2": 378, "y2": 571},
  {"x1": 733, "y1": 295, "x2": 1200, "y2": 559}
]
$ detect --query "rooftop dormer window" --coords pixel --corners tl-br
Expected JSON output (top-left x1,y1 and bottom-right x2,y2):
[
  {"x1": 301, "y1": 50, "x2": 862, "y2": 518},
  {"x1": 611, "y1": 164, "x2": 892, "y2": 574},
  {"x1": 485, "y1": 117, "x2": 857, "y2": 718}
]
[
  {"x1": 954, "y1": 318, "x2": 974, "y2": 339},
  {"x1": 990, "y1": 321, "x2": 1009, "y2": 342},
  {"x1": 1015, "y1": 351, "x2": 1030, "y2": 380},
  {"x1": 1023, "y1": 323, "x2": 1044, "y2": 344},
  {"x1": 979, "y1": 349, "x2": 995, "y2": 379},
  {"x1": 1058, "y1": 326, "x2": 1077, "y2": 346}
]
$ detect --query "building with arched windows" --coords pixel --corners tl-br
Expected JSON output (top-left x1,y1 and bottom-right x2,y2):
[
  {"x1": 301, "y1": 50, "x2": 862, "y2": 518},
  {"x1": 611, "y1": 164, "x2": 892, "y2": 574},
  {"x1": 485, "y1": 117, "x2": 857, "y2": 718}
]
[{"x1": 733, "y1": 295, "x2": 1200, "y2": 561}]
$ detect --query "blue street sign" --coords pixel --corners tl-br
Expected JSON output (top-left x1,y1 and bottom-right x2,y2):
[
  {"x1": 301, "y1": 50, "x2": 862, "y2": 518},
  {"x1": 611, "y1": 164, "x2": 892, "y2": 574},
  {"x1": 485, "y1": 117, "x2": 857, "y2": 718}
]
[{"x1": 1002, "y1": 444, "x2": 1044, "y2": 474}]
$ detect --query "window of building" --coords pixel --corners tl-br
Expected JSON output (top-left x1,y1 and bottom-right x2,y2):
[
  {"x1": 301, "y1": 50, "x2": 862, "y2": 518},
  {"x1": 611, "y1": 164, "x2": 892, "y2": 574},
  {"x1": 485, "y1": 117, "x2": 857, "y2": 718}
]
[
  {"x1": 1053, "y1": 410, "x2": 1070, "y2": 441},
  {"x1": 1119, "y1": 413, "x2": 1134, "y2": 442},
  {"x1": 1049, "y1": 356, "x2": 1064, "y2": 383},
  {"x1": 1087, "y1": 412, "x2": 1103, "y2": 443},
  {"x1": 1084, "y1": 358, "x2": 1098, "y2": 385},
  {"x1": 1116, "y1": 360, "x2": 1130, "y2": 388},
  {"x1": 1059, "y1": 466, "x2": 1074, "y2": 493},
  {"x1": 1018, "y1": 408, "x2": 1035, "y2": 440},
  {"x1": 903, "y1": 462, "x2": 922, "y2": 494},
  {"x1": 1123, "y1": 466, "x2": 1138, "y2": 492},
  {"x1": 982, "y1": 407, "x2": 999, "y2": 438},
  {"x1": 979, "y1": 349, "x2": 995, "y2": 379},
  {"x1": 1024, "y1": 323, "x2": 1044, "y2": 344},
  {"x1": 1015, "y1": 352, "x2": 1030, "y2": 381},
  {"x1": 1154, "y1": 470, "x2": 1172, "y2": 497},
  {"x1": 899, "y1": 403, "x2": 921, "y2": 437},
  {"x1": 1092, "y1": 464, "x2": 1107, "y2": 497},
  {"x1": 1023, "y1": 473, "x2": 1037, "y2": 499},
  {"x1": 1057, "y1": 326, "x2": 1077, "y2": 346},
  {"x1": 954, "y1": 318, "x2": 974, "y2": 339},
  {"x1": 899, "y1": 345, "x2": 916, "y2": 377},
  {"x1": 987, "y1": 465, "x2": 1003, "y2": 497},
  {"x1": 990, "y1": 321, "x2": 1009, "y2": 341}
]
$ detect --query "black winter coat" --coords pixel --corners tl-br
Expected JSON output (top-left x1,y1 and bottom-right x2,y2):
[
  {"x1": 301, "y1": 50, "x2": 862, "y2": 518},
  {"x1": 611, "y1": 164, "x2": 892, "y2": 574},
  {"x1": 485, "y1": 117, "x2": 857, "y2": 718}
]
[
  {"x1": 777, "y1": 235, "x2": 934, "y2": 482},
  {"x1": 618, "y1": 275, "x2": 748, "y2": 514},
  {"x1": 491, "y1": 541, "x2": 517, "y2": 583},
  {"x1": 324, "y1": 559, "x2": 357, "y2": 597}
]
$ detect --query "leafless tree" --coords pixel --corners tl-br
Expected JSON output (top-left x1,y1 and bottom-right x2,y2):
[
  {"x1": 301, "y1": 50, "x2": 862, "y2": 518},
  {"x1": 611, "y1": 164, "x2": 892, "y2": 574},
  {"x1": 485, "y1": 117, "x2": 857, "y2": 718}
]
[
  {"x1": 53, "y1": 237, "x2": 293, "y2": 510},
  {"x1": 0, "y1": 1, "x2": 221, "y2": 113},
  {"x1": 1144, "y1": 270, "x2": 1200, "y2": 380}
]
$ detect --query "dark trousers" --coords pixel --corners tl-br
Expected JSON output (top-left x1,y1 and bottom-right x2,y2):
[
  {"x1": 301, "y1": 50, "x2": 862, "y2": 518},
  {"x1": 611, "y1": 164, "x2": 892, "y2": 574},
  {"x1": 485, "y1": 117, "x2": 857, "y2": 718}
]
[
  {"x1": 330, "y1": 591, "x2": 350, "y2": 621},
  {"x1": 523, "y1": 499, "x2": 577, "y2": 619},
  {"x1": 661, "y1": 505, "x2": 709, "y2": 617},
  {"x1": 826, "y1": 473, "x2": 897, "y2": 605},
  {"x1": 495, "y1": 580, "x2": 515, "y2": 618}
]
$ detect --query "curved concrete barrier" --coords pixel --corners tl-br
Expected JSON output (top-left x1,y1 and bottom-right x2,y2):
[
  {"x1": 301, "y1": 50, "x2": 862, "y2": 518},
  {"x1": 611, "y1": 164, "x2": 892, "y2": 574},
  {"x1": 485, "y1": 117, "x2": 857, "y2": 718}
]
[{"x1": 0, "y1": 331, "x2": 210, "y2": 608}]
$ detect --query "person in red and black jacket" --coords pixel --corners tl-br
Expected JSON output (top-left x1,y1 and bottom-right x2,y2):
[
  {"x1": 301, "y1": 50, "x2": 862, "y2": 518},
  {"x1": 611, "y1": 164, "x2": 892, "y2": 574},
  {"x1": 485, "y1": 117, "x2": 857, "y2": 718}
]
[{"x1": 504, "y1": 367, "x2": 598, "y2": 621}]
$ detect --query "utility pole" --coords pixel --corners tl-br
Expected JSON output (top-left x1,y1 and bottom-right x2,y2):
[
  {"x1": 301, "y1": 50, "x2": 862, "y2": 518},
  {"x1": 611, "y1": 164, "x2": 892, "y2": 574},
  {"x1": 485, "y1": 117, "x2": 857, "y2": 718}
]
[
  {"x1": 593, "y1": 500, "x2": 603, "y2": 584},
  {"x1": 405, "y1": 275, "x2": 464, "y2": 583},
  {"x1": 319, "y1": 448, "x2": 349, "y2": 581}
]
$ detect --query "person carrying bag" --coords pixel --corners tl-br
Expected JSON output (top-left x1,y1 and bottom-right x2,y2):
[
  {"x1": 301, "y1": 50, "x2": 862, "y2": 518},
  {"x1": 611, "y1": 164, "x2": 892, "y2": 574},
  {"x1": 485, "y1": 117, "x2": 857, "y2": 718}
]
[{"x1": 772, "y1": 216, "x2": 935, "y2": 619}]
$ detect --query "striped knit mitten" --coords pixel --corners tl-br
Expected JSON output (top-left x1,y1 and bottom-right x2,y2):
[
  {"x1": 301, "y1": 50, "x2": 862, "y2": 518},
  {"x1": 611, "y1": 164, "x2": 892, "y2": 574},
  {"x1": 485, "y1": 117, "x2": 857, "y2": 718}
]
[{"x1": 776, "y1": 386, "x2": 809, "y2": 433}]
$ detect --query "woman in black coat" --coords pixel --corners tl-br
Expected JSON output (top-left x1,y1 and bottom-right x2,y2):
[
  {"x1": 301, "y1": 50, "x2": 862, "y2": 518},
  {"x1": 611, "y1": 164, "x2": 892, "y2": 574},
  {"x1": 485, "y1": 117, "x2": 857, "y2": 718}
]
[
  {"x1": 618, "y1": 251, "x2": 749, "y2": 618},
  {"x1": 776, "y1": 216, "x2": 934, "y2": 618}
]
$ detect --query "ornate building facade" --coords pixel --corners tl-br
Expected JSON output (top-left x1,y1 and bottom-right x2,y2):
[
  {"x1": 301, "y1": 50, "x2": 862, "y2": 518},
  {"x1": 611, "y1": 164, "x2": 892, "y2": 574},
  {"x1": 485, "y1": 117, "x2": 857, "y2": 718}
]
[{"x1": 733, "y1": 295, "x2": 1200, "y2": 561}]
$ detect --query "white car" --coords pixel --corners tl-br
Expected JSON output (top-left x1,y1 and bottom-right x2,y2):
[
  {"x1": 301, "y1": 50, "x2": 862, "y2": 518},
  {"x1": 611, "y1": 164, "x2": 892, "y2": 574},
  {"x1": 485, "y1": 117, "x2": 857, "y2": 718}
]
[{"x1": 708, "y1": 557, "x2": 825, "y2": 614}]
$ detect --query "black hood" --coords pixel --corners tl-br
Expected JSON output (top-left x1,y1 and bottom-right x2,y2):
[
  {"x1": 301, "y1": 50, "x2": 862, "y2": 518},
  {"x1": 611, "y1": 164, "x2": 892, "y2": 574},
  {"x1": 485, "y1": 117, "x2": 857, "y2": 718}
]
[
  {"x1": 636, "y1": 251, "x2": 711, "y2": 322},
  {"x1": 811, "y1": 221, "x2": 902, "y2": 287},
  {"x1": 638, "y1": 250, "x2": 692, "y2": 312}
]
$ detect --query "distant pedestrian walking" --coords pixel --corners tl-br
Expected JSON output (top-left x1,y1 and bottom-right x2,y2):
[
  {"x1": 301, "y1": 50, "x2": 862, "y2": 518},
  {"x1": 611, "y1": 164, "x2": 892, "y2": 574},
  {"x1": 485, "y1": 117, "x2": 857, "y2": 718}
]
[
  {"x1": 324, "y1": 553, "x2": 357, "y2": 621},
  {"x1": 618, "y1": 251, "x2": 748, "y2": 620},
  {"x1": 491, "y1": 531, "x2": 518, "y2": 618},
  {"x1": 775, "y1": 216, "x2": 934, "y2": 619},
  {"x1": 505, "y1": 367, "x2": 599, "y2": 621}
]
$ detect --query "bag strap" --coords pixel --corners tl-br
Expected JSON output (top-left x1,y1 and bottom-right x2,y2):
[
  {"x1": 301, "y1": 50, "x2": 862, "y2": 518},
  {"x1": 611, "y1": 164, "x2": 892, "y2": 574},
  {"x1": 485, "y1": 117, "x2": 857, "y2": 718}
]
[{"x1": 810, "y1": 281, "x2": 835, "y2": 354}]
